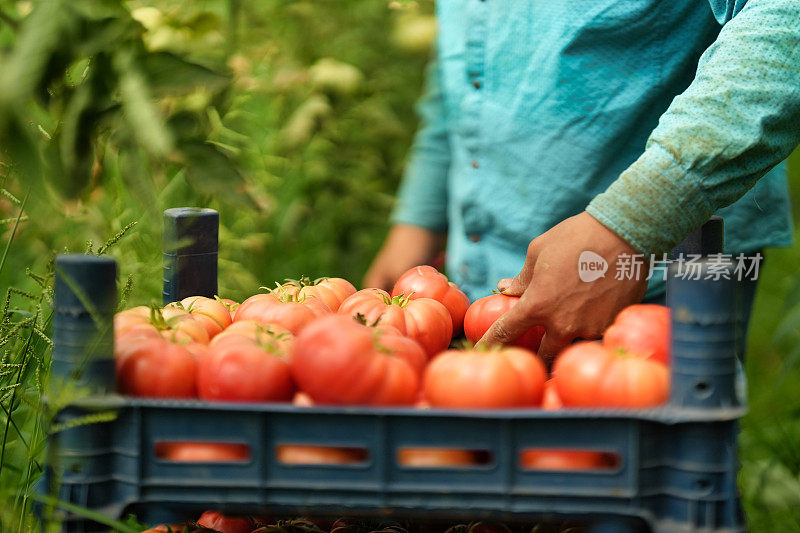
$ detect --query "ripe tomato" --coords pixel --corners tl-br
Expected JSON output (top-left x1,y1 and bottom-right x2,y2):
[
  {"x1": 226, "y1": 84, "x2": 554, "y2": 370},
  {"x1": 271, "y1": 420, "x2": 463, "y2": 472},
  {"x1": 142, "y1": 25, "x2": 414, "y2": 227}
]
[
  {"x1": 165, "y1": 296, "x2": 232, "y2": 339},
  {"x1": 596, "y1": 356, "x2": 670, "y2": 408},
  {"x1": 463, "y1": 294, "x2": 545, "y2": 352},
  {"x1": 196, "y1": 511, "x2": 253, "y2": 533},
  {"x1": 520, "y1": 450, "x2": 610, "y2": 471},
  {"x1": 391, "y1": 265, "x2": 470, "y2": 335},
  {"x1": 276, "y1": 445, "x2": 365, "y2": 465},
  {"x1": 553, "y1": 341, "x2": 669, "y2": 408},
  {"x1": 541, "y1": 379, "x2": 563, "y2": 411},
  {"x1": 603, "y1": 304, "x2": 671, "y2": 365},
  {"x1": 292, "y1": 391, "x2": 315, "y2": 407},
  {"x1": 338, "y1": 288, "x2": 452, "y2": 358},
  {"x1": 210, "y1": 320, "x2": 292, "y2": 347},
  {"x1": 197, "y1": 333, "x2": 294, "y2": 403},
  {"x1": 114, "y1": 306, "x2": 152, "y2": 337},
  {"x1": 235, "y1": 288, "x2": 331, "y2": 334},
  {"x1": 218, "y1": 298, "x2": 240, "y2": 319},
  {"x1": 423, "y1": 347, "x2": 546, "y2": 409},
  {"x1": 292, "y1": 315, "x2": 420, "y2": 405},
  {"x1": 157, "y1": 442, "x2": 250, "y2": 462},
  {"x1": 116, "y1": 337, "x2": 197, "y2": 398},
  {"x1": 282, "y1": 276, "x2": 357, "y2": 312},
  {"x1": 397, "y1": 448, "x2": 477, "y2": 467}
]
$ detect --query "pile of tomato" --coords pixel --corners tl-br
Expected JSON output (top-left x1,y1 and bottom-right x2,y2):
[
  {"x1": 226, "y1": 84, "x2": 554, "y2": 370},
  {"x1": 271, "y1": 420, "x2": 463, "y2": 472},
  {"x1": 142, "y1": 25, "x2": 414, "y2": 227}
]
[
  {"x1": 116, "y1": 265, "x2": 671, "y2": 470},
  {"x1": 144, "y1": 512, "x2": 595, "y2": 533}
]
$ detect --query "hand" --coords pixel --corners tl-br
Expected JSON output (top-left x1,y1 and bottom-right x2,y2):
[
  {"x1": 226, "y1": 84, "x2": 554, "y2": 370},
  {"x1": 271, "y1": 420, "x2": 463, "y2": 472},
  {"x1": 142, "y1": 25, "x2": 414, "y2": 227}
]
[
  {"x1": 477, "y1": 212, "x2": 648, "y2": 364},
  {"x1": 363, "y1": 224, "x2": 446, "y2": 291}
]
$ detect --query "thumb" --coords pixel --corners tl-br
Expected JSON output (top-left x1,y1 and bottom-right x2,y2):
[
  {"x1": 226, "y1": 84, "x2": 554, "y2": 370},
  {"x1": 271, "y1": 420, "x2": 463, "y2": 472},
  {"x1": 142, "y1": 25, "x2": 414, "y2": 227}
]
[{"x1": 497, "y1": 238, "x2": 541, "y2": 296}]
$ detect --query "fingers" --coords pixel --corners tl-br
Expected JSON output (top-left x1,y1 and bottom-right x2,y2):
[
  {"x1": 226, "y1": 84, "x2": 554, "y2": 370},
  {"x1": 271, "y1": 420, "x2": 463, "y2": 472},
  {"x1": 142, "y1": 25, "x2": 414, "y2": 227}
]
[
  {"x1": 477, "y1": 297, "x2": 543, "y2": 348},
  {"x1": 537, "y1": 331, "x2": 573, "y2": 367},
  {"x1": 362, "y1": 268, "x2": 393, "y2": 292},
  {"x1": 497, "y1": 238, "x2": 540, "y2": 296}
]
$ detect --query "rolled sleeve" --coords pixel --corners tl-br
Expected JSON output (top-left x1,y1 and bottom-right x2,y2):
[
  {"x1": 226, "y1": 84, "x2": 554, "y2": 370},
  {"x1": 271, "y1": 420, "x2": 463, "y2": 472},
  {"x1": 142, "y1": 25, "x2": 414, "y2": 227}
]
[
  {"x1": 588, "y1": 0, "x2": 800, "y2": 256},
  {"x1": 390, "y1": 57, "x2": 451, "y2": 232}
]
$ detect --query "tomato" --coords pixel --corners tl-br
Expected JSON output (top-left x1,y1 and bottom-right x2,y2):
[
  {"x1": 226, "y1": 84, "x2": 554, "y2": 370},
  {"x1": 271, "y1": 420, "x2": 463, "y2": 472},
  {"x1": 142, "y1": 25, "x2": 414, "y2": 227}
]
[
  {"x1": 551, "y1": 342, "x2": 614, "y2": 406},
  {"x1": 276, "y1": 445, "x2": 365, "y2": 465},
  {"x1": 165, "y1": 296, "x2": 232, "y2": 339},
  {"x1": 282, "y1": 276, "x2": 357, "y2": 312},
  {"x1": 114, "y1": 306, "x2": 152, "y2": 337},
  {"x1": 596, "y1": 356, "x2": 670, "y2": 408},
  {"x1": 463, "y1": 294, "x2": 545, "y2": 352},
  {"x1": 397, "y1": 448, "x2": 477, "y2": 467},
  {"x1": 157, "y1": 442, "x2": 250, "y2": 462},
  {"x1": 116, "y1": 337, "x2": 197, "y2": 398},
  {"x1": 338, "y1": 289, "x2": 452, "y2": 357},
  {"x1": 391, "y1": 265, "x2": 471, "y2": 335},
  {"x1": 423, "y1": 347, "x2": 546, "y2": 409},
  {"x1": 218, "y1": 298, "x2": 240, "y2": 319},
  {"x1": 197, "y1": 333, "x2": 294, "y2": 403},
  {"x1": 541, "y1": 379, "x2": 563, "y2": 411},
  {"x1": 553, "y1": 341, "x2": 669, "y2": 408},
  {"x1": 142, "y1": 526, "x2": 185, "y2": 533},
  {"x1": 520, "y1": 450, "x2": 610, "y2": 471},
  {"x1": 603, "y1": 304, "x2": 671, "y2": 365},
  {"x1": 291, "y1": 315, "x2": 420, "y2": 405},
  {"x1": 210, "y1": 320, "x2": 292, "y2": 347},
  {"x1": 292, "y1": 391, "x2": 315, "y2": 407},
  {"x1": 235, "y1": 288, "x2": 331, "y2": 335},
  {"x1": 196, "y1": 511, "x2": 253, "y2": 533}
]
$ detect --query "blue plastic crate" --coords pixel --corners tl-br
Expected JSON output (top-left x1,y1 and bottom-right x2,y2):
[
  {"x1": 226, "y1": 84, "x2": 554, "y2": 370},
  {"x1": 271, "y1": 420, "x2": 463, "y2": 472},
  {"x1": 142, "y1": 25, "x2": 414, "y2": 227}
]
[{"x1": 43, "y1": 212, "x2": 747, "y2": 532}]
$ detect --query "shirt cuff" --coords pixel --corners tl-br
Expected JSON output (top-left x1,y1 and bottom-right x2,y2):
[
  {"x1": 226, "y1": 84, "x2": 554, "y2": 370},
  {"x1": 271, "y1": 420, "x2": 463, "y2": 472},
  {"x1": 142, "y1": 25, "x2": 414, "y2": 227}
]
[
  {"x1": 586, "y1": 143, "x2": 716, "y2": 256},
  {"x1": 390, "y1": 157, "x2": 450, "y2": 232}
]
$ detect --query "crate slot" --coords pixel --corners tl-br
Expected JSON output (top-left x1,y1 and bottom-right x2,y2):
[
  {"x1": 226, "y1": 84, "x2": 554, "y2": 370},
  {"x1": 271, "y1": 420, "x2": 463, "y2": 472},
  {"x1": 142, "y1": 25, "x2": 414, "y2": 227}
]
[
  {"x1": 396, "y1": 447, "x2": 492, "y2": 468},
  {"x1": 518, "y1": 448, "x2": 621, "y2": 472},
  {"x1": 154, "y1": 441, "x2": 251, "y2": 463},
  {"x1": 275, "y1": 444, "x2": 369, "y2": 466}
]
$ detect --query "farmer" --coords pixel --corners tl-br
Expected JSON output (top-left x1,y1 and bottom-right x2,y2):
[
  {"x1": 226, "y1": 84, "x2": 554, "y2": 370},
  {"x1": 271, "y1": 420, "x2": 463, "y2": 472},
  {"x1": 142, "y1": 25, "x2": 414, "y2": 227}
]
[{"x1": 364, "y1": 1, "x2": 800, "y2": 361}]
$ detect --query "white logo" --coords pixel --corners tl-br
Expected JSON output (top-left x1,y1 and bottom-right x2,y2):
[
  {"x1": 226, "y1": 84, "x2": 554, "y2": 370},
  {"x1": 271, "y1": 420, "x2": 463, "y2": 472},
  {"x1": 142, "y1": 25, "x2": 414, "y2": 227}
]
[{"x1": 579, "y1": 251, "x2": 608, "y2": 282}]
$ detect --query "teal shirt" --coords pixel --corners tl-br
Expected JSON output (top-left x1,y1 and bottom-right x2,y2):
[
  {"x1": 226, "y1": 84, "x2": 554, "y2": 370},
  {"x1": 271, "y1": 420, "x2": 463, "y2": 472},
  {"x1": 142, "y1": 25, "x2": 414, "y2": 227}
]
[{"x1": 391, "y1": 0, "x2": 798, "y2": 300}]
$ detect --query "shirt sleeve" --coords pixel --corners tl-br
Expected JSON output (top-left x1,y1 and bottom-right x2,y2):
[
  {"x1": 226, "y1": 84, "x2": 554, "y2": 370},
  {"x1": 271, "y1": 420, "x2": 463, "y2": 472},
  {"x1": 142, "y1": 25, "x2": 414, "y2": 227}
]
[
  {"x1": 390, "y1": 55, "x2": 451, "y2": 232},
  {"x1": 586, "y1": 0, "x2": 800, "y2": 256}
]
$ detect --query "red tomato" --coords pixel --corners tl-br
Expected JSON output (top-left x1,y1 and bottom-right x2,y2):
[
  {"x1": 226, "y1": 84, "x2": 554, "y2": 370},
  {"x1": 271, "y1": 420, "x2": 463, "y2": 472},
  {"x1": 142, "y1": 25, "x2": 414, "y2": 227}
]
[
  {"x1": 541, "y1": 379, "x2": 563, "y2": 411},
  {"x1": 218, "y1": 298, "x2": 240, "y2": 319},
  {"x1": 520, "y1": 450, "x2": 610, "y2": 471},
  {"x1": 116, "y1": 337, "x2": 197, "y2": 398},
  {"x1": 276, "y1": 445, "x2": 365, "y2": 465},
  {"x1": 141, "y1": 526, "x2": 184, "y2": 533},
  {"x1": 197, "y1": 334, "x2": 294, "y2": 403},
  {"x1": 551, "y1": 342, "x2": 614, "y2": 407},
  {"x1": 235, "y1": 288, "x2": 331, "y2": 334},
  {"x1": 283, "y1": 276, "x2": 357, "y2": 312},
  {"x1": 196, "y1": 511, "x2": 253, "y2": 533},
  {"x1": 423, "y1": 347, "x2": 546, "y2": 409},
  {"x1": 398, "y1": 448, "x2": 477, "y2": 467},
  {"x1": 463, "y1": 294, "x2": 545, "y2": 352},
  {"x1": 553, "y1": 341, "x2": 669, "y2": 408},
  {"x1": 596, "y1": 356, "x2": 670, "y2": 408},
  {"x1": 210, "y1": 320, "x2": 292, "y2": 347},
  {"x1": 291, "y1": 315, "x2": 420, "y2": 405},
  {"x1": 391, "y1": 265, "x2": 471, "y2": 335},
  {"x1": 165, "y1": 296, "x2": 232, "y2": 339},
  {"x1": 292, "y1": 391, "x2": 315, "y2": 407},
  {"x1": 157, "y1": 442, "x2": 249, "y2": 462},
  {"x1": 338, "y1": 288, "x2": 452, "y2": 358},
  {"x1": 114, "y1": 306, "x2": 152, "y2": 337},
  {"x1": 603, "y1": 304, "x2": 671, "y2": 365}
]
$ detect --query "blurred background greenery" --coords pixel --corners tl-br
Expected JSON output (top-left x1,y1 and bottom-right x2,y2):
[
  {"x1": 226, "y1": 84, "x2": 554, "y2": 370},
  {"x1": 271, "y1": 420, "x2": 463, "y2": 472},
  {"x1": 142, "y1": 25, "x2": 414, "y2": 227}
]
[{"x1": 0, "y1": 0, "x2": 797, "y2": 530}]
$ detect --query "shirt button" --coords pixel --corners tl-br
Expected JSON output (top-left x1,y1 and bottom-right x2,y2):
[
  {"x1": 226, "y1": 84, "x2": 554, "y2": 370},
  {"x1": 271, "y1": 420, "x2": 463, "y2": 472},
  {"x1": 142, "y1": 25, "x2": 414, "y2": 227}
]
[
  {"x1": 469, "y1": 234, "x2": 481, "y2": 243},
  {"x1": 473, "y1": 81, "x2": 482, "y2": 89},
  {"x1": 471, "y1": 160, "x2": 479, "y2": 169}
]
